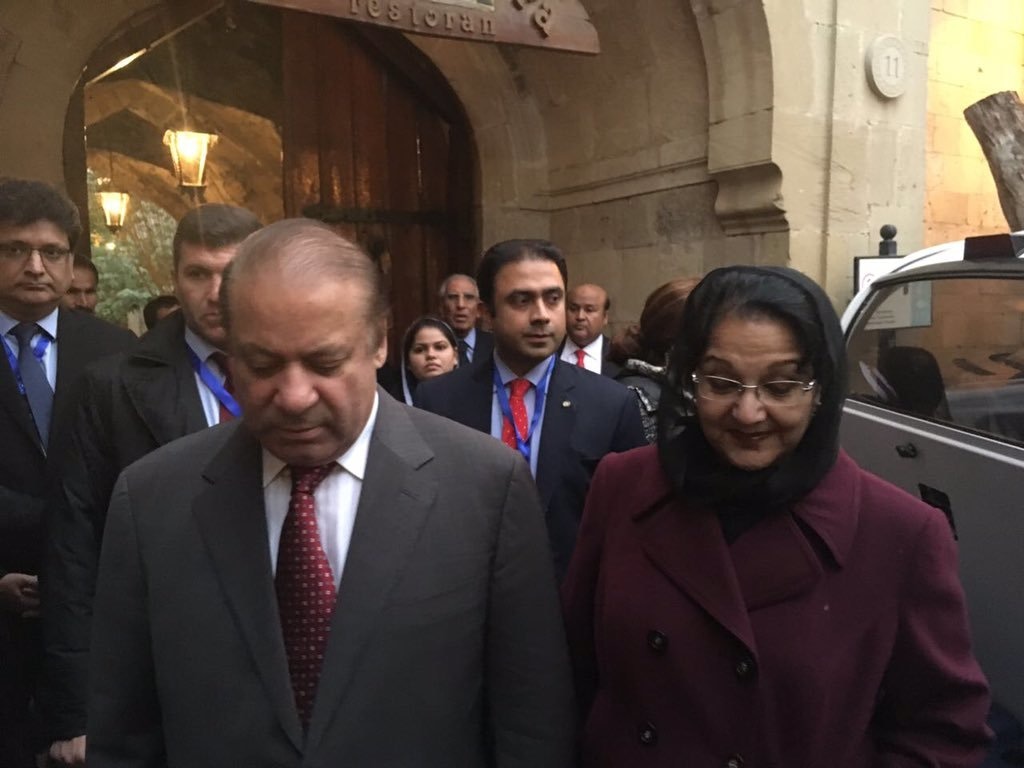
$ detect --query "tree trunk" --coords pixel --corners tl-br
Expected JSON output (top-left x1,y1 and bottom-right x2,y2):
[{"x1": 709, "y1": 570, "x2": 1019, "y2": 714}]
[{"x1": 964, "y1": 90, "x2": 1024, "y2": 231}]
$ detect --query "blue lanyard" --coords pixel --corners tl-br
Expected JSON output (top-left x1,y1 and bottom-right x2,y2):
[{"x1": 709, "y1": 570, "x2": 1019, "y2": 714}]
[
  {"x1": 3, "y1": 332, "x2": 51, "y2": 396},
  {"x1": 493, "y1": 356, "x2": 555, "y2": 462},
  {"x1": 186, "y1": 347, "x2": 241, "y2": 419}
]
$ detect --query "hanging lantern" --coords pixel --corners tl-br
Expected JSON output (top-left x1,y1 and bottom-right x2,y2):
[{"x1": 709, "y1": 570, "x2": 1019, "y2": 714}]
[
  {"x1": 163, "y1": 129, "x2": 218, "y2": 191},
  {"x1": 98, "y1": 191, "x2": 130, "y2": 233}
]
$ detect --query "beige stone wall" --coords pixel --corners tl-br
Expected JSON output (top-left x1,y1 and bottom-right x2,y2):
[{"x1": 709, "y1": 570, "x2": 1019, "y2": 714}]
[
  {"x1": 926, "y1": 0, "x2": 1024, "y2": 246},
  {"x1": 768, "y1": 0, "x2": 932, "y2": 306},
  {"x1": 0, "y1": 0, "x2": 959, "y2": 320},
  {"x1": 0, "y1": 1, "x2": 161, "y2": 183},
  {"x1": 509, "y1": 0, "x2": 721, "y2": 325}
]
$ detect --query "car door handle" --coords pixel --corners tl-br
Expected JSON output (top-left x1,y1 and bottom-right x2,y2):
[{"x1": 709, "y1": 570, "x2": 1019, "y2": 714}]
[{"x1": 895, "y1": 442, "x2": 918, "y2": 458}]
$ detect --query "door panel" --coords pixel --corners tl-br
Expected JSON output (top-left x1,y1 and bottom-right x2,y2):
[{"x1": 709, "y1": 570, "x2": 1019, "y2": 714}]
[
  {"x1": 840, "y1": 402, "x2": 1024, "y2": 722},
  {"x1": 842, "y1": 271, "x2": 1024, "y2": 722},
  {"x1": 281, "y1": 12, "x2": 476, "y2": 359}
]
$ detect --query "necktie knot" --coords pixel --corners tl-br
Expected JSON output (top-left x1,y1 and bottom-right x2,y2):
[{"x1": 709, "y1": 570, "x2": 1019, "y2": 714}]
[
  {"x1": 508, "y1": 378, "x2": 531, "y2": 399},
  {"x1": 290, "y1": 464, "x2": 334, "y2": 496},
  {"x1": 12, "y1": 322, "x2": 43, "y2": 348},
  {"x1": 574, "y1": 348, "x2": 586, "y2": 367}
]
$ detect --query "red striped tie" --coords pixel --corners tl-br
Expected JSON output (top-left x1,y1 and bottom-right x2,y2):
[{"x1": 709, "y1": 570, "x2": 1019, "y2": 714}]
[{"x1": 276, "y1": 464, "x2": 336, "y2": 728}]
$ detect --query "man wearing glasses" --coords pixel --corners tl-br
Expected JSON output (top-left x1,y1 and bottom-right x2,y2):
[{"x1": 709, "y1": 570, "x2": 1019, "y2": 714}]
[{"x1": 0, "y1": 178, "x2": 134, "y2": 768}]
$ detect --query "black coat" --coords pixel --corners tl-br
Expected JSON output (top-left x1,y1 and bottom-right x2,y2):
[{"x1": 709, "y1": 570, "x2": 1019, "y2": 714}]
[
  {"x1": 0, "y1": 310, "x2": 135, "y2": 575},
  {"x1": 415, "y1": 355, "x2": 645, "y2": 579},
  {"x1": 0, "y1": 308, "x2": 134, "y2": 763},
  {"x1": 39, "y1": 311, "x2": 208, "y2": 740}
]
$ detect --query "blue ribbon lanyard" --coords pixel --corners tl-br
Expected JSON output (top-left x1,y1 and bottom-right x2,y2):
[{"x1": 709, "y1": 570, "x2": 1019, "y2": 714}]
[
  {"x1": 3, "y1": 333, "x2": 51, "y2": 396},
  {"x1": 186, "y1": 347, "x2": 241, "y2": 419},
  {"x1": 493, "y1": 355, "x2": 556, "y2": 463}
]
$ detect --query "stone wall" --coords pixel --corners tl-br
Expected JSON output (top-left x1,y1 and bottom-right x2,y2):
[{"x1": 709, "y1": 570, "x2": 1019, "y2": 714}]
[
  {"x1": 510, "y1": 0, "x2": 723, "y2": 326},
  {"x1": 768, "y1": 0, "x2": 932, "y2": 306},
  {"x1": 926, "y1": 0, "x2": 1024, "y2": 246}
]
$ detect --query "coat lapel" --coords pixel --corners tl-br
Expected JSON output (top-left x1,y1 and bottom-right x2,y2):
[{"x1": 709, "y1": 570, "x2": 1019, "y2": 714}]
[
  {"x1": 0, "y1": 343, "x2": 41, "y2": 451},
  {"x1": 536, "y1": 362, "x2": 575, "y2": 510},
  {"x1": 637, "y1": 495, "x2": 759, "y2": 654},
  {"x1": 728, "y1": 512, "x2": 824, "y2": 611},
  {"x1": 463, "y1": 356, "x2": 496, "y2": 433},
  {"x1": 306, "y1": 395, "x2": 437, "y2": 752},
  {"x1": 122, "y1": 318, "x2": 208, "y2": 444},
  {"x1": 192, "y1": 425, "x2": 304, "y2": 751}
]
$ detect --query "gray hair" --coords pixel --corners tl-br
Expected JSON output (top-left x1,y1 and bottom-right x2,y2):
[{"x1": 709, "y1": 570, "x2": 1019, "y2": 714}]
[
  {"x1": 438, "y1": 273, "x2": 479, "y2": 299},
  {"x1": 222, "y1": 218, "x2": 389, "y2": 343}
]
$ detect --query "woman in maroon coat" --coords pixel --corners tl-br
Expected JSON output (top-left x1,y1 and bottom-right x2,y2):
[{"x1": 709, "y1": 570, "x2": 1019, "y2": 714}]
[{"x1": 561, "y1": 266, "x2": 991, "y2": 767}]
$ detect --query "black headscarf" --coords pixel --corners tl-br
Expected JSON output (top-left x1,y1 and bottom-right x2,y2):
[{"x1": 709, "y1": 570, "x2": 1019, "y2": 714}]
[{"x1": 656, "y1": 266, "x2": 848, "y2": 517}]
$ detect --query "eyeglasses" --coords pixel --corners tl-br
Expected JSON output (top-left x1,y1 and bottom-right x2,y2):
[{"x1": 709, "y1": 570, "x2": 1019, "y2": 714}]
[
  {"x1": 691, "y1": 372, "x2": 816, "y2": 407},
  {"x1": 0, "y1": 242, "x2": 72, "y2": 263}
]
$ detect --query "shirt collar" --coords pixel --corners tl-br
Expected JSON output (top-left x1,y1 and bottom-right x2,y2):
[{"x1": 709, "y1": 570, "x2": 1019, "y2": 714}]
[
  {"x1": 494, "y1": 353, "x2": 555, "y2": 387},
  {"x1": 262, "y1": 392, "x2": 380, "y2": 488},
  {"x1": 184, "y1": 325, "x2": 224, "y2": 363},
  {"x1": 565, "y1": 335, "x2": 603, "y2": 358},
  {"x1": 0, "y1": 307, "x2": 59, "y2": 340},
  {"x1": 463, "y1": 327, "x2": 477, "y2": 350}
]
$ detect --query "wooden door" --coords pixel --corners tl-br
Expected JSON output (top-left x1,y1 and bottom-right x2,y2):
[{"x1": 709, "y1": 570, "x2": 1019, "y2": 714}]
[{"x1": 281, "y1": 11, "x2": 477, "y2": 360}]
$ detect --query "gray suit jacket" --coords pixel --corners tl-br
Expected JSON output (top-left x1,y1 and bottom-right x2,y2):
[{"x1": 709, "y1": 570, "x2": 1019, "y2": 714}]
[{"x1": 87, "y1": 392, "x2": 574, "y2": 768}]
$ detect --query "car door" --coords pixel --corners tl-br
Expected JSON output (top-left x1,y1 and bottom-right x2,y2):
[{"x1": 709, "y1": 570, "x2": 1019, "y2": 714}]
[{"x1": 841, "y1": 264, "x2": 1024, "y2": 724}]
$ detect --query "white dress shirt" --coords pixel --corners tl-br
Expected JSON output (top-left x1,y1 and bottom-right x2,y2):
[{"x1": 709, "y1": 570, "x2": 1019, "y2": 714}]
[
  {"x1": 1, "y1": 307, "x2": 59, "y2": 388},
  {"x1": 489, "y1": 354, "x2": 552, "y2": 477},
  {"x1": 461, "y1": 327, "x2": 478, "y2": 362},
  {"x1": 262, "y1": 393, "x2": 379, "y2": 589},
  {"x1": 184, "y1": 326, "x2": 231, "y2": 427},
  {"x1": 560, "y1": 335, "x2": 604, "y2": 374}
]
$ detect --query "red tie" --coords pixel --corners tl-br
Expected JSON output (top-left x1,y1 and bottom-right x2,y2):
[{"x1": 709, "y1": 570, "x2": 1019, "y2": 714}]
[
  {"x1": 210, "y1": 352, "x2": 235, "y2": 423},
  {"x1": 276, "y1": 464, "x2": 336, "y2": 728},
  {"x1": 574, "y1": 348, "x2": 586, "y2": 368},
  {"x1": 501, "y1": 378, "x2": 531, "y2": 451}
]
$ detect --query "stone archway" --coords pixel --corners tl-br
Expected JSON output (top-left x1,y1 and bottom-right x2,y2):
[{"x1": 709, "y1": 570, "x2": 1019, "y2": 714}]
[{"x1": 687, "y1": 0, "x2": 786, "y2": 240}]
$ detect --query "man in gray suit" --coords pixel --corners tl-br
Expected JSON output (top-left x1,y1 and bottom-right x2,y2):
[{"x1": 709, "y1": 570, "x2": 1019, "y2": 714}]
[{"x1": 87, "y1": 219, "x2": 574, "y2": 768}]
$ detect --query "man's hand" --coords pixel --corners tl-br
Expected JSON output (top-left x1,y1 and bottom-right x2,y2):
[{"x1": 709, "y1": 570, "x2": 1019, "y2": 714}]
[
  {"x1": 48, "y1": 736, "x2": 86, "y2": 766},
  {"x1": 0, "y1": 573, "x2": 39, "y2": 616}
]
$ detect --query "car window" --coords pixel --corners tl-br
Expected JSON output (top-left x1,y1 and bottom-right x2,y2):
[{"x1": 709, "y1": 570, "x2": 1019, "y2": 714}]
[{"x1": 846, "y1": 275, "x2": 1024, "y2": 445}]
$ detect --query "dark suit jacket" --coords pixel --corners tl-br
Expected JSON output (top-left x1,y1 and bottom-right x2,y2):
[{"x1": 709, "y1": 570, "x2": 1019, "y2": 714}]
[
  {"x1": 0, "y1": 309, "x2": 135, "y2": 576},
  {"x1": 39, "y1": 311, "x2": 207, "y2": 739},
  {"x1": 88, "y1": 394, "x2": 574, "y2": 768},
  {"x1": 472, "y1": 328, "x2": 494, "y2": 363},
  {"x1": 562, "y1": 446, "x2": 992, "y2": 767},
  {"x1": 0, "y1": 308, "x2": 133, "y2": 762},
  {"x1": 415, "y1": 356, "x2": 645, "y2": 578}
]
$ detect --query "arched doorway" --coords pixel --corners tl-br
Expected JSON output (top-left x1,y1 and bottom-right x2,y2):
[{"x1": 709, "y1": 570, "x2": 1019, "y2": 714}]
[
  {"x1": 63, "y1": 3, "x2": 477, "y2": 350},
  {"x1": 280, "y1": 11, "x2": 478, "y2": 358}
]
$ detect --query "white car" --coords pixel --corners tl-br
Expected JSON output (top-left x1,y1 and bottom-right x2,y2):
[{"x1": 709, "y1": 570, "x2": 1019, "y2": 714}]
[{"x1": 839, "y1": 232, "x2": 1024, "y2": 754}]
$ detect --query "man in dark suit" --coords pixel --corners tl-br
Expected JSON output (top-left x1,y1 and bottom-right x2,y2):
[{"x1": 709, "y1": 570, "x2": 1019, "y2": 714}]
[
  {"x1": 87, "y1": 220, "x2": 574, "y2": 768},
  {"x1": 560, "y1": 282, "x2": 620, "y2": 377},
  {"x1": 0, "y1": 179, "x2": 135, "y2": 768},
  {"x1": 39, "y1": 204, "x2": 261, "y2": 765},
  {"x1": 60, "y1": 255, "x2": 99, "y2": 314},
  {"x1": 416, "y1": 241, "x2": 645, "y2": 579},
  {"x1": 438, "y1": 272, "x2": 493, "y2": 364}
]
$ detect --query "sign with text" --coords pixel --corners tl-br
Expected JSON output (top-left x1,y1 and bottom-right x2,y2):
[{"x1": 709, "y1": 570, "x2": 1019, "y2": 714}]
[{"x1": 248, "y1": 0, "x2": 600, "y2": 54}]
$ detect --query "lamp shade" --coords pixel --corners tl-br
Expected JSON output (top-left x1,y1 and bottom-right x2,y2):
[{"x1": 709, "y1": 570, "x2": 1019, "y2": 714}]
[
  {"x1": 98, "y1": 191, "x2": 130, "y2": 233},
  {"x1": 163, "y1": 129, "x2": 218, "y2": 189}
]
